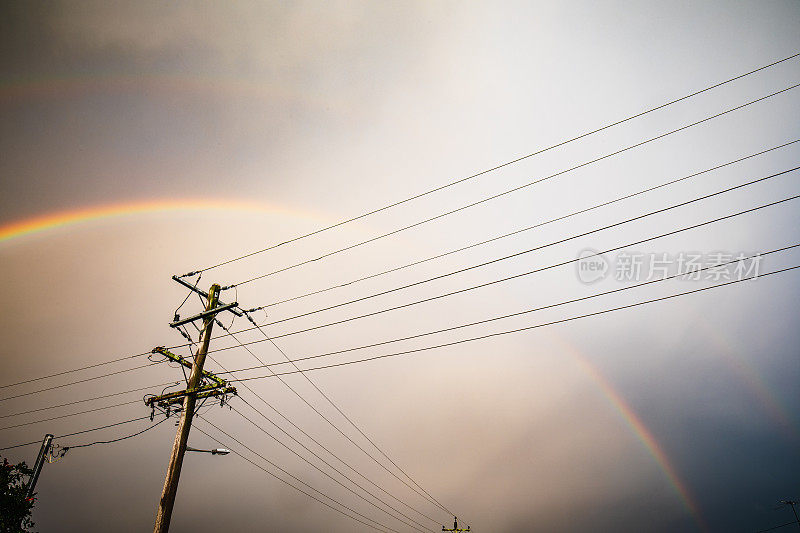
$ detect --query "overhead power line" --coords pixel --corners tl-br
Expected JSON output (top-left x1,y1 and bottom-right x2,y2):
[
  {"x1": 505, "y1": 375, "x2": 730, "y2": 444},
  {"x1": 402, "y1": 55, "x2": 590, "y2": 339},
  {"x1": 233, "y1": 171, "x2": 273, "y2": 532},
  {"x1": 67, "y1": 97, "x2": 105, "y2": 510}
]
[
  {"x1": 229, "y1": 264, "x2": 800, "y2": 382},
  {"x1": 230, "y1": 167, "x2": 799, "y2": 329},
  {"x1": 4, "y1": 191, "x2": 796, "y2": 405},
  {"x1": 203, "y1": 342, "x2": 442, "y2": 527},
  {"x1": 754, "y1": 521, "x2": 800, "y2": 533},
  {"x1": 60, "y1": 415, "x2": 168, "y2": 452},
  {"x1": 2, "y1": 142, "x2": 795, "y2": 396},
  {"x1": 229, "y1": 400, "x2": 432, "y2": 532},
  {"x1": 0, "y1": 363, "x2": 163, "y2": 404},
  {"x1": 255, "y1": 139, "x2": 799, "y2": 310},
  {"x1": 0, "y1": 400, "x2": 141, "y2": 432},
  {"x1": 225, "y1": 320, "x2": 455, "y2": 519},
  {"x1": 7, "y1": 58, "x2": 795, "y2": 410},
  {"x1": 194, "y1": 421, "x2": 401, "y2": 533},
  {"x1": 0, "y1": 382, "x2": 179, "y2": 421},
  {"x1": 212, "y1": 245, "x2": 798, "y2": 375},
  {"x1": 0, "y1": 415, "x2": 156, "y2": 452},
  {"x1": 207, "y1": 187, "x2": 800, "y2": 348},
  {"x1": 227, "y1": 82, "x2": 800, "y2": 289},
  {"x1": 197, "y1": 52, "x2": 800, "y2": 274},
  {"x1": 0, "y1": 350, "x2": 151, "y2": 391}
]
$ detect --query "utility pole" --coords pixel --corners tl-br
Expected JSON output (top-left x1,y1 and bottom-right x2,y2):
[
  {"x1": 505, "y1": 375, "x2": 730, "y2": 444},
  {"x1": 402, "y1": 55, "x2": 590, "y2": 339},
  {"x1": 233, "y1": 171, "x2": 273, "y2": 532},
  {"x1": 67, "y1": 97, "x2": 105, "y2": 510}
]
[
  {"x1": 779, "y1": 500, "x2": 800, "y2": 531},
  {"x1": 25, "y1": 433, "x2": 53, "y2": 498},
  {"x1": 443, "y1": 516, "x2": 470, "y2": 532},
  {"x1": 152, "y1": 283, "x2": 221, "y2": 533}
]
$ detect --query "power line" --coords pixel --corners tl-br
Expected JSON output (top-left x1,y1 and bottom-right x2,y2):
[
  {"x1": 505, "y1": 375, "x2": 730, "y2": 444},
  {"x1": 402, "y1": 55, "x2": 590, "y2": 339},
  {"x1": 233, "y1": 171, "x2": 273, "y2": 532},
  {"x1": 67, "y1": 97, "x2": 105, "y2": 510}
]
[
  {"x1": 231, "y1": 167, "x2": 799, "y2": 329},
  {"x1": 0, "y1": 362, "x2": 163, "y2": 404},
  {"x1": 60, "y1": 414, "x2": 168, "y2": 451},
  {"x1": 754, "y1": 521, "x2": 800, "y2": 533},
  {"x1": 193, "y1": 420, "x2": 401, "y2": 533},
  {"x1": 229, "y1": 400, "x2": 433, "y2": 532},
  {"x1": 8, "y1": 142, "x2": 793, "y2": 399},
  {"x1": 210, "y1": 313, "x2": 441, "y2": 527},
  {"x1": 0, "y1": 400, "x2": 141, "y2": 432},
  {"x1": 4, "y1": 59, "x2": 796, "y2": 415},
  {"x1": 0, "y1": 350, "x2": 152, "y2": 391},
  {"x1": 209, "y1": 329, "x2": 445, "y2": 524},
  {"x1": 212, "y1": 245, "x2": 797, "y2": 375},
  {"x1": 4, "y1": 141, "x2": 794, "y2": 398},
  {"x1": 197, "y1": 52, "x2": 800, "y2": 274},
  {"x1": 208, "y1": 190, "x2": 800, "y2": 349},
  {"x1": 229, "y1": 264, "x2": 800, "y2": 382},
  {"x1": 227, "y1": 82, "x2": 800, "y2": 289},
  {"x1": 255, "y1": 139, "x2": 799, "y2": 310},
  {"x1": 10, "y1": 191, "x2": 784, "y2": 405},
  {"x1": 0, "y1": 415, "x2": 156, "y2": 452},
  {"x1": 238, "y1": 312, "x2": 459, "y2": 519},
  {"x1": 0, "y1": 381, "x2": 179, "y2": 420}
]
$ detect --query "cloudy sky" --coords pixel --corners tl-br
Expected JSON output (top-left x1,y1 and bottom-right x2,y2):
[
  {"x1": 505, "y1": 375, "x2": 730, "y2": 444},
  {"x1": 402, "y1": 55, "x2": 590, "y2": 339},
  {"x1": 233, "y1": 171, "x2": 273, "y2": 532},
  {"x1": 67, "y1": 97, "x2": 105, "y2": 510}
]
[{"x1": 1, "y1": 2, "x2": 799, "y2": 532}]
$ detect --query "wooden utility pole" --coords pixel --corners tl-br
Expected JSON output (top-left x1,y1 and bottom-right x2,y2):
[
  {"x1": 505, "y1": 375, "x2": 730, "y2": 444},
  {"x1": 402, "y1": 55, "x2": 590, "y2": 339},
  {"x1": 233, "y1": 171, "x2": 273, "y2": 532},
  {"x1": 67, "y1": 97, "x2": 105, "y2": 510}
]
[
  {"x1": 26, "y1": 433, "x2": 53, "y2": 498},
  {"x1": 153, "y1": 284, "x2": 220, "y2": 533}
]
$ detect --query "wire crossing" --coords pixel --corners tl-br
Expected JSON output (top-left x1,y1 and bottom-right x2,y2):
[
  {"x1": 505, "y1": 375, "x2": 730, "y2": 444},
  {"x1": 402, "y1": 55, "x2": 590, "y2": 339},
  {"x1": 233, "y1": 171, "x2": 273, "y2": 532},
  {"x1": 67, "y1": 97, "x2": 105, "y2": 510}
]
[
  {"x1": 2, "y1": 140, "x2": 794, "y2": 396},
  {"x1": 229, "y1": 401, "x2": 434, "y2": 532},
  {"x1": 7, "y1": 244, "x2": 792, "y2": 432},
  {"x1": 208, "y1": 245, "x2": 798, "y2": 375},
  {"x1": 2, "y1": 189, "x2": 795, "y2": 412},
  {"x1": 194, "y1": 420, "x2": 405, "y2": 533},
  {"x1": 234, "y1": 311, "x2": 456, "y2": 517},
  {"x1": 207, "y1": 188, "x2": 800, "y2": 348},
  {"x1": 228, "y1": 167, "x2": 799, "y2": 329},
  {"x1": 203, "y1": 346, "x2": 444, "y2": 526}
]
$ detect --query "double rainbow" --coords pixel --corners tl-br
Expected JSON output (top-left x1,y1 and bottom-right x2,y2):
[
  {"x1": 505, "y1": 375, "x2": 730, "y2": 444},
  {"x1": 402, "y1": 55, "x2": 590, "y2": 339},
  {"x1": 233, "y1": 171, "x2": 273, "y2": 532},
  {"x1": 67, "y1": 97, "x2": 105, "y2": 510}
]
[{"x1": 2, "y1": 200, "x2": 758, "y2": 530}]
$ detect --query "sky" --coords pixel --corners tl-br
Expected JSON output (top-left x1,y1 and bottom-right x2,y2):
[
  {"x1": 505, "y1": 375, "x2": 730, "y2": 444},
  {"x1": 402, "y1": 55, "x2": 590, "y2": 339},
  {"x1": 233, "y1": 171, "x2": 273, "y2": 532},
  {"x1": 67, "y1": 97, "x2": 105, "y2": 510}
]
[{"x1": 1, "y1": 1, "x2": 799, "y2": 532}]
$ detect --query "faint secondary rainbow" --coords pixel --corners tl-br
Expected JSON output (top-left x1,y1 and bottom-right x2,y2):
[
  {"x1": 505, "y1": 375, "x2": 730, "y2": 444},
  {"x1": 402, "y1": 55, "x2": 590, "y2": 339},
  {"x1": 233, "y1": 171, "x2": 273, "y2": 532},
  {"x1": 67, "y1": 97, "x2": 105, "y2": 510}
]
[
  {"x1": 0, "y1": 199, "x2": 322, "y2": 244},
  {"x1": 0, "y1": 72, "x2": 349, "y2": 114},
  {"x1": 690, "y1": 310, "x2": 800, "y2": 443},
  {"x1": 551, "y1": 335, "x2": 708, "y2": 532}
]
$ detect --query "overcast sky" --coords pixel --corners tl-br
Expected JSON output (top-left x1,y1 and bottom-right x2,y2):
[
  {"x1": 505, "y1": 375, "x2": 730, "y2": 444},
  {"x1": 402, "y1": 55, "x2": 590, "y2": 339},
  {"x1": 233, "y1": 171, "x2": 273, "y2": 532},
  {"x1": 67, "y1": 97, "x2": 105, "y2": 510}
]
[{"x1": 1, "y1": 2, "x2": 799, "y2": 532}]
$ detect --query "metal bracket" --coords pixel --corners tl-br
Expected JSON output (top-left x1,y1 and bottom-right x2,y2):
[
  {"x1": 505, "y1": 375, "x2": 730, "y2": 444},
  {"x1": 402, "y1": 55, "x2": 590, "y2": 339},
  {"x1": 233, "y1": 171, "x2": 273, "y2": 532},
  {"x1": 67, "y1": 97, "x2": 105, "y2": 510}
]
[
  {"x1": 145, "y1": 386, "x2": 237, "y2": 408},
  {"x1": 169, "y1": 301, "x2": 239, "y2": 328},
  {"x1": 151, "y1": 347, "x2": 226, "y2": 387},
  {"x1": 172, "y1": 275, "x2": 243, "y2": 317}
]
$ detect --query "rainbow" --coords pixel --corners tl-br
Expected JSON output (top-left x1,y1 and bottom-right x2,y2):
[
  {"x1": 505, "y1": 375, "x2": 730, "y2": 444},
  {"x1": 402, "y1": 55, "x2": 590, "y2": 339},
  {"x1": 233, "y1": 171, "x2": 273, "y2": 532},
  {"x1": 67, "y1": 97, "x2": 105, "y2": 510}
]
[
  {"x1": 552, "y1": 335, "x2": 708, "y2": 531},
  {"x1": 0, "y1": 65, "x2": 722, "y2": 532},
  {"x1": 0, "y1": 73, "x2": 347, "y2": 113},
  {"x1": 0, "y1": 199, "x2": 321, "y2": 244},
  {"x1": 691, "y1": 311, "x2": 800, "y2": 443},
  {"x1": 2, "y1": 200, "x2": 710, "y2": 529}
]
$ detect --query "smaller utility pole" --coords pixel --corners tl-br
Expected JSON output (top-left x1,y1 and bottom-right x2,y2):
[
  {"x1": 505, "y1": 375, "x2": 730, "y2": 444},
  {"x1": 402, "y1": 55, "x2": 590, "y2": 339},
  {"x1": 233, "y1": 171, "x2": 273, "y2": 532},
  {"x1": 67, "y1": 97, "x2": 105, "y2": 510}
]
[
  {"x1": 779, "y1": 500, "x2": 800, "y2": 531},
  {"x1": 25, "y1": 434, "x2": 53, "y2": 498},
  {"x1": 443, "y1": 516, "x2": 470, "y2": 532}
]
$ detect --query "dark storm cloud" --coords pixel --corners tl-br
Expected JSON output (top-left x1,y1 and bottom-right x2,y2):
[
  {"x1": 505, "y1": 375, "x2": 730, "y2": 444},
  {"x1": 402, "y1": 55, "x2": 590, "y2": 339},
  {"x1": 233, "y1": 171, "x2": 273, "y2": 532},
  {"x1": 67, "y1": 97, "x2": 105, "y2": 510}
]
[
  {"x1": 1, "y1": 2, "x2": 799, "y2": 532},
  {"x1": 0, "y1": 1, "x2": 442, "y2": 222}
]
